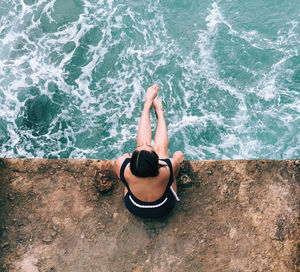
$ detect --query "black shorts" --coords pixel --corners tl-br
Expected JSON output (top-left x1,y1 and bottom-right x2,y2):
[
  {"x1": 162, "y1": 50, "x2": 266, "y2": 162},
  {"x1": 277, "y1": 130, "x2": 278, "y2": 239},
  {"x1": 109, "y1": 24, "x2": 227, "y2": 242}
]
[{"x1": 124, "y1": 190, "x2": 176, "y2": 218}]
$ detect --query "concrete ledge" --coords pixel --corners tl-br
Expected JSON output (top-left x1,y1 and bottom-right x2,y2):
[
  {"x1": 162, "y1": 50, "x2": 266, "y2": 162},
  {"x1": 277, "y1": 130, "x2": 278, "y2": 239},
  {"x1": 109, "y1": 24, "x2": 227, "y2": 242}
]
[{"x1": 0, "y1": 159, "x2": 299, "y2": 271}]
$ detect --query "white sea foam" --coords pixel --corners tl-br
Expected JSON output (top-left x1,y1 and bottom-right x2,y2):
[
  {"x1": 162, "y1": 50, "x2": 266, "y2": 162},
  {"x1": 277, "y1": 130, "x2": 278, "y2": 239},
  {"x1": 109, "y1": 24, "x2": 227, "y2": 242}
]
[{"x1": 0, "y1": 0, "x2": 299, "y2": 159}]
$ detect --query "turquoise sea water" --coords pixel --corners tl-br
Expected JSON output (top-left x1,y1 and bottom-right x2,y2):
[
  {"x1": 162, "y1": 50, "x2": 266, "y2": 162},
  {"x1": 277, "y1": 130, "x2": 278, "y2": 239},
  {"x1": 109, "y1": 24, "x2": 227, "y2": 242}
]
[{"x1": 0, "y1": 0, "x2": 299, "y2": 160}]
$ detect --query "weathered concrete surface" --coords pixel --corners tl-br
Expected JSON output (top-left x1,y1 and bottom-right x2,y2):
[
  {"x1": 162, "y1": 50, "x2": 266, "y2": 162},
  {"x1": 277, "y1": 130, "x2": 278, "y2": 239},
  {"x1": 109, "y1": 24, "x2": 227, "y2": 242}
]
[{"x1": 0, "y1": 158, "x2": 299, "y2": 272}]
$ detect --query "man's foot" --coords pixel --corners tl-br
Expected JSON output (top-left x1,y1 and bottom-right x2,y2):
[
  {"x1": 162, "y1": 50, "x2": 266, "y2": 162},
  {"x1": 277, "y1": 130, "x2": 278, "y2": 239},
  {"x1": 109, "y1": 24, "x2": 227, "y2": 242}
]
[{"x1": 145, "y1": 84, "x2": 159, "y2": 105}]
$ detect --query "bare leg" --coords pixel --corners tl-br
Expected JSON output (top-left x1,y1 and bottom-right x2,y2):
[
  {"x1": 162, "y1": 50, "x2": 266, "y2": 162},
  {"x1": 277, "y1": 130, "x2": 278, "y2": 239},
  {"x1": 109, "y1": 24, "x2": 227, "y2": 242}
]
[
  {"x1": 136, "y1": 84, "x2": 159, "y2": 147},
  {"x1": 153, "y1": 99, "x2": 178, "y2": 193},
  {"x1": 153, "y1": 98, "x2": 169, "y2": 158},
  {"x1": 136, "y1": 102, "x2": 152, "y2": 146}
]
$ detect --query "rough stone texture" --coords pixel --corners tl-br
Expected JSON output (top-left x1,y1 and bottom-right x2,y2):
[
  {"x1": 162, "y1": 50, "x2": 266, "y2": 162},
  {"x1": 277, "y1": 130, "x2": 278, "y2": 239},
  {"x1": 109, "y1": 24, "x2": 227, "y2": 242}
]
[{"x1": 0, "y1": 158, "x2": 299, "y2": 272}]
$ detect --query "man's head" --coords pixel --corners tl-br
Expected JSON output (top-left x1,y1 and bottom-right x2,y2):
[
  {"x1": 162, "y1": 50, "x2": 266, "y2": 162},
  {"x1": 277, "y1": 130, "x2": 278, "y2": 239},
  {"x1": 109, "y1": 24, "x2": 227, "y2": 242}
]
[{"x1": 130, "y1": 145, "x2": 160, "y2": 177}]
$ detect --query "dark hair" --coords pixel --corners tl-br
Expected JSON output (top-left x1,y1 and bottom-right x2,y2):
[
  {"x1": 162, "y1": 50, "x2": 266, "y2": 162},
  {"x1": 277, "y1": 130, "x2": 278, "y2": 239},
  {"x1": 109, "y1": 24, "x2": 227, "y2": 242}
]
[{"x1": 130, "y1": 150, "x2": 166, "y2": 177}]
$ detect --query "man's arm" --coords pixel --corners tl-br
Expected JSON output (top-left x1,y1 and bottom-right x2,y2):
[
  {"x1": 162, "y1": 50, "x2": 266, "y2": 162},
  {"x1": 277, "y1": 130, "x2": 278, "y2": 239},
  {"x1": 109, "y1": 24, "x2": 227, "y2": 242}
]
[
  {"x1": 171, "y1": 151, "x2": 185, "y2": 178},
  {"x1": 112, "y1": 153, "x2": 131, "y2": 179}
]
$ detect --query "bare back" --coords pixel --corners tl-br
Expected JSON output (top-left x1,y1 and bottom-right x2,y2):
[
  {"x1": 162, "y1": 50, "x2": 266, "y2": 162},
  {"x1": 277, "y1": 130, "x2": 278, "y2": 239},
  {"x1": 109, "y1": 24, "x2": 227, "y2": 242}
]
[{"x1": 122, "y1": 159, "x2": 171, "y2": 202}]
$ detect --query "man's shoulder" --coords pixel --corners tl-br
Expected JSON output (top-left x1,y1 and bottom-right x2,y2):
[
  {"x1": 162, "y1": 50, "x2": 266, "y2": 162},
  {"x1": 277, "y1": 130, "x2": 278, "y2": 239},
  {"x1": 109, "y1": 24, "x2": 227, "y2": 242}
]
[
  {"x1": 113, "y1": 154, "x2": 131, "y2": 178},
  {"x1": 159, "y1": 158, "x2": 179, "y2": 172},
  {"x1": 115, "y1": 154, "x2": 131, "y2": 165}
]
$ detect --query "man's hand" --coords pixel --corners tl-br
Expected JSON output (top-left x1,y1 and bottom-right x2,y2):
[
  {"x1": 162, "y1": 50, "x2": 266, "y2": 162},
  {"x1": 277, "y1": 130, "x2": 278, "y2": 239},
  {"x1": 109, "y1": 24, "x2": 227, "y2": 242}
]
[{"x1": 173, "y1": 151, "x2": 184, "y2": 164}]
